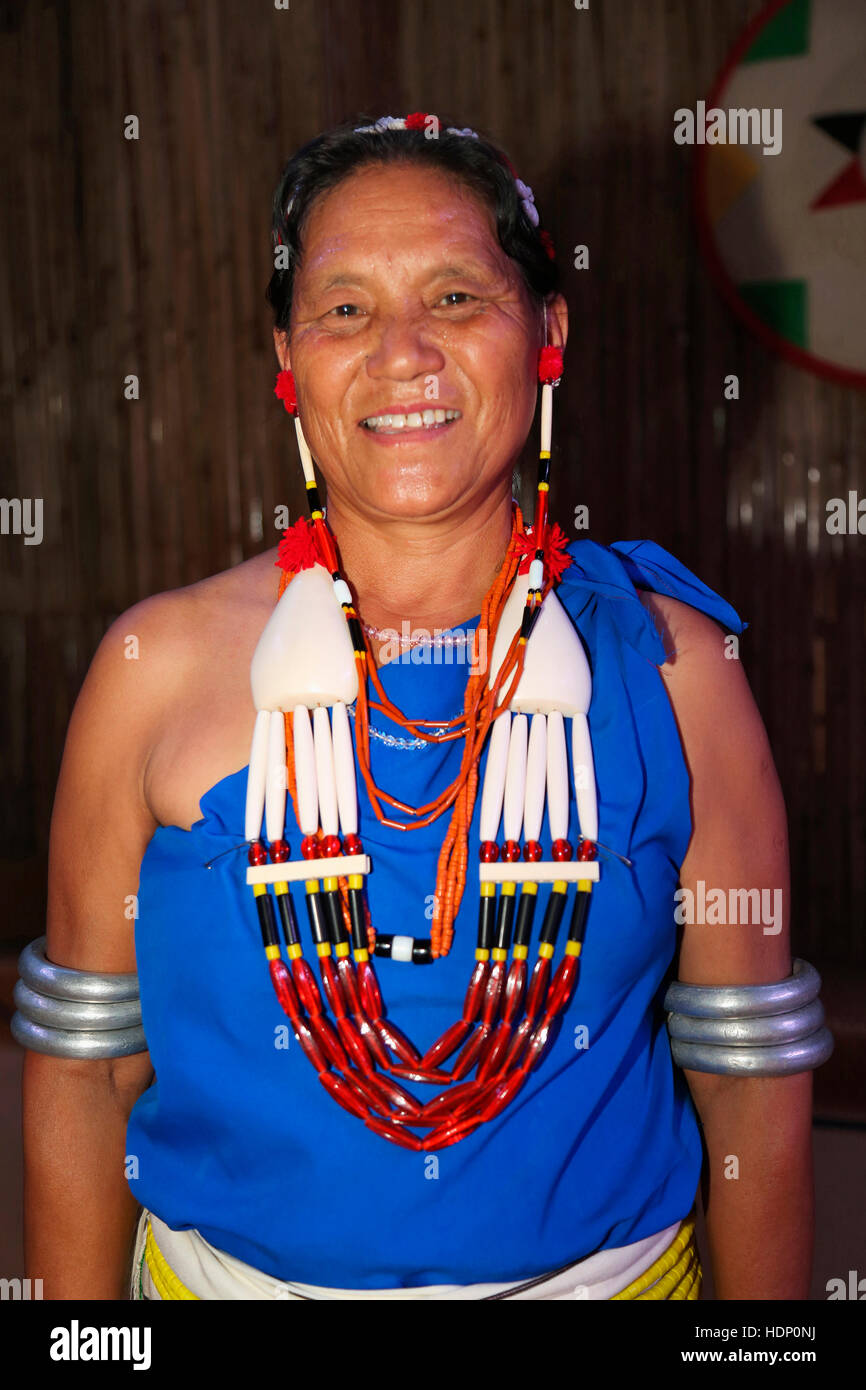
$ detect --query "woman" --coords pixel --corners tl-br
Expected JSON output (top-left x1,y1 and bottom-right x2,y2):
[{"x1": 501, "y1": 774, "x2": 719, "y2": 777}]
[{"x1": 20, "y1": 113, "x2": 828, "y2": 1300}]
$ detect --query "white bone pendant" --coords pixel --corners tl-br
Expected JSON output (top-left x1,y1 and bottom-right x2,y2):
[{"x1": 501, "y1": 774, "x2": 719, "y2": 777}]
[
  {"x1": 572, "y1": 712, "x2": 598, "y2": 843},
  {"x1": 488, "y1": 573, "x2": 591, "y2": 716},
  {"x1": 479, "y1": 710, "x2": 511, "y2": 843},
  {"x1": 503, "y1": 713, "x2": 528, "y2": 843},
  {"x1": 244, "y1": 708, "x2": 271, "y2": 842},
  {"x1": 250, "y1": 564, "x2": 358, "y2": 712}
]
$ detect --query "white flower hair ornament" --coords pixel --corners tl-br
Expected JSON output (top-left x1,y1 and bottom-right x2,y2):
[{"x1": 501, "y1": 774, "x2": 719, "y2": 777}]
[
  {"x1": 514, "y1": 178, "x2": 539, "y2": 228},
  {"x1": 279, "y1": 115, "x2": 550, "y2": 243}
]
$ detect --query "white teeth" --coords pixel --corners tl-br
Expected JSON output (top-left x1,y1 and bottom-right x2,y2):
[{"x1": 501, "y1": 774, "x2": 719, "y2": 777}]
[{"x1": 362, "y1": 408, "x2": 461, "y2": 432}]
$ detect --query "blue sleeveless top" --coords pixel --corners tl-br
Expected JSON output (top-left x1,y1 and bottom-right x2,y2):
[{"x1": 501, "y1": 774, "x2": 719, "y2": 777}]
[{"x1": 125, "y1": 538, "x2": 745, "y2": 1288}]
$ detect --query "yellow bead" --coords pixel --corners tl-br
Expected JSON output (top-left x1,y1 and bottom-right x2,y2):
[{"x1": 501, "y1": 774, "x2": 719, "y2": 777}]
[
  {"x1": 492, "y1": 948, "x2": 508, "y2": 962},
  {"x1": 274, "y1": 881, "x2": 288, "y2": 896},
  {"x1": 553, "y1": 880, "x2": 567, "y2": 894},
  {"x1": 348, "y1": 875, "x2": 364, "y2": 889},
  {"x1": 305, "y1": 879, "x2": 320, "y2": 893},
  {"x1": 265, "y1": 944, "x2": 281, "y2": 961},
  {"x1": 316, "y1": 942, "x2": 331, "y2": 957},
  {"x1": 354, "y1": 948, "x2": 369, "y2": 962},
  {"x1": 335, "y1": 942, "x2": 350, "y2": 958},
  {"x1": 480, "y1": 882, "x2": 496, "y2": 898},
  {"x1": 287, "y1": 944, "x2": 302, "y2": 960},
  {"x1": 522, "y1": 882, "x2": 538, "y2": 896},
  {"x1": 475, "y1": 948, "x2": 490, "y2": 962},
  {"x1": 565, "y1": 940, "x2": 582, "y2": 957},
  {"x1": 324, "y1": 877, "x2": 338, "y2": 891},
  {"x1": 253, "y1": 883, "x2": 267, "y2": 898},
  {"x1": 513, "y1": 945, "x2": 529, "y2": 960},
  {"x1": 538, "y1": 942, "x2": 555, "y2": 959}
]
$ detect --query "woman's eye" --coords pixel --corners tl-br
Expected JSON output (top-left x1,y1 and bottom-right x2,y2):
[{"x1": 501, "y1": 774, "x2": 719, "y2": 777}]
[
  {"x1": 439, "y1": 291, "x2": 473, "y2": 307},
  {"x1": 327, "y1": 304, "x2": 359, "y2": 318}
]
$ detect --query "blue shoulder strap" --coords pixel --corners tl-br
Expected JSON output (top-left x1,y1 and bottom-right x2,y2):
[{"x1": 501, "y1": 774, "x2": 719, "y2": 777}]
[{"x1": 555, "y1": 538, "x2": 747, "y2": 666}]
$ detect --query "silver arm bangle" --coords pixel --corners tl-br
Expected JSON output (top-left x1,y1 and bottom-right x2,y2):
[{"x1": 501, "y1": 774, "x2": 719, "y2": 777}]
[
  {"x1": 12, "y1": 936, "x2": 147, "y2": 1060},
  {"x1": 11, "y1": 1014, "x2": 148, "y2": 1060},
  {"x1": 13, "y1": 979, "x2": 142, "y2": 1032},
  {"x1": 663, "y1": 958, "x2": 820, "y2": 1019},
  {"x1": 664, "y1": 957, "x2": 833, "y2": 1077},
  {"x1": 667, "y1": 997, "x2": 826, "y2": 1047},
  {"x1": 18, "y1": 936, "x2": 140, "y2": 1002},
  {"x1": 669, "y1": 1029, "x2": 834, "y2": 1077}
]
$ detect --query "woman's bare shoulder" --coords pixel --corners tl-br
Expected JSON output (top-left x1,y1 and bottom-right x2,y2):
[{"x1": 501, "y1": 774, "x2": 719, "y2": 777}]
[
  {"x1": 59, "y1": 549, "x2": 281, "y2": 829},
  {"x1": 108, "y1": 548, "x2": 280, "y2": 662},
  {"x1": 636, "y1": 588, "x2": 733, "y2": 668}
]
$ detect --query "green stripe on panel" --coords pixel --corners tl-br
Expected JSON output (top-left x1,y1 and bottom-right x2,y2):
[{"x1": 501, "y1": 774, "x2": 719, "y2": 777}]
[{"x1": 743, "y1": 0, "x2": 811, "y2": 64}]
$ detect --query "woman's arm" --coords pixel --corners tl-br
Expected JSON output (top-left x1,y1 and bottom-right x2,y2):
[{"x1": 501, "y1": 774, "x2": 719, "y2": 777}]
[
  {"x1": 640, "y1": 590, "x2": 814, "y2": 1300},
  {"x1": 23, "y1": 598, "x2": 183, "y2": 1299}
]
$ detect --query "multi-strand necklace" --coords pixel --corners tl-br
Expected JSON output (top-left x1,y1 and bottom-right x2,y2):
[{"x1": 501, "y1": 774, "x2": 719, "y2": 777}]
[{"x1": 241, "y1": 351, "x2": 600, "y2": 1149}]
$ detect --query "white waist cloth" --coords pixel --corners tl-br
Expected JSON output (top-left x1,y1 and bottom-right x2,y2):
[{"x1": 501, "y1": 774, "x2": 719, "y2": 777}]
[{"x1": 132, "y1": 1208, "x2": 683, "y2": 1301}]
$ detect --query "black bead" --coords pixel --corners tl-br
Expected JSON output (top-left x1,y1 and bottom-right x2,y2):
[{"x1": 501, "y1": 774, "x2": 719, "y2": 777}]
[
  {"x1": 305, "y1": 889, "x2": 329, "y2": 946},
  {"x1": 477, "y1": 892, "x2": 496, "y2": 952},
  {"x1": 539, "y1": 887, "x2": 567, "y2": 947},
  {"x1": 255, "y1": 891, "x2": 280, "y2": 949},
  {"x1": 513, "y1": 889, "x2": 537, "y2": 949},
  {"x1": 348, "y1": 886, "x2": 367, "y2": 953},
  {"x1": 276, "y1": 890, "x2": 300, "y2": 948},
  {"x1": 568, "y1": 891, "x2": 590, "y2": 945},
  {"x1": 494, "y1": 892, "x2": 516, "y2": 953},
  {"x1": 322, "y1": 888, "x2": 348, "y2": 946}
]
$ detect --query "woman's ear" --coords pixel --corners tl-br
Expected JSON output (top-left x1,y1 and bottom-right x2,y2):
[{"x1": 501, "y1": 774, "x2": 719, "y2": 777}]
[
  {"x1": 273, "y1": 327, "x2": 291, "y2": 372},
  {"x1": 545, "y1": 293, "x2": 568, "y2": 353}
]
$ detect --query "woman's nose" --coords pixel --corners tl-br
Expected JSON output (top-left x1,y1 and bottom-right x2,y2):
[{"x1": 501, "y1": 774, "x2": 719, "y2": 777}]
[{"x1": 364, "y1": 313, "x2": 445, "y2": 381}]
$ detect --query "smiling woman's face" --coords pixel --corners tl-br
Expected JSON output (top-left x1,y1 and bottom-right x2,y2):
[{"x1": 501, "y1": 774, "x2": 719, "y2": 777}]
[{"x1": 277, "y1": 161, "x2": 566, "y2": 526}]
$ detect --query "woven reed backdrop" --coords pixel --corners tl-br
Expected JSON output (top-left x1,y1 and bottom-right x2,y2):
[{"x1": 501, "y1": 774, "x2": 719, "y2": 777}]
[{"x1": 0, "y1": 0, "x2": 863, "y2": 968}]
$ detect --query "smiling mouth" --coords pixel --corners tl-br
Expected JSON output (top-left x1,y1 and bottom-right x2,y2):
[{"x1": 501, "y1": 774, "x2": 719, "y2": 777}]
[{"x1": 360, "y1": 408, "x2": 462, "y2": 434}]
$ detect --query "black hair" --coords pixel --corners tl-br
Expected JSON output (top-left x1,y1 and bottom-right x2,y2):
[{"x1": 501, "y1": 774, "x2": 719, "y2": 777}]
[{"x1": 265, "y1": 114, "x2": 559, "y2": 333}]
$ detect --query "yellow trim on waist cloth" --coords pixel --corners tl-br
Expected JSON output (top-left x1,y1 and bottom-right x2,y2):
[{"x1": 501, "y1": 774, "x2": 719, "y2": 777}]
[
  {"x1": 144, "y1": 1220, "x2": 199, "y2": 1301},
  {"x1": 611, "y1": 1217, "x2": 701, "y2": 1300},
  {"x1": 143, "y1": 1214, "x2": 701, "y2": 1301}
]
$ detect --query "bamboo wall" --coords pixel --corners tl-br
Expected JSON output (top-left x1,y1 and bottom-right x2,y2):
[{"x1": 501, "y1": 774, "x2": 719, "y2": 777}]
[{"x1": 1, "y1": 0, "x2": 863, "y2": 964}]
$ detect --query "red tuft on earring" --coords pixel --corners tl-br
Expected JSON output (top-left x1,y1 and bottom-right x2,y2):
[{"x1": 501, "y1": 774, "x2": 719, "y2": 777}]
[
  {"x1": 274, "y1": 369, "x2": 297, "y2": 416},
  {"x1": 405, "y1": 112, "x2": 430, "y2": 130},
  {"x1": 538, "y1": 346, "x2": 563, "y2": 386},
  {"x1": 276, "y1": 517, "x2": 325, "y2": 574},
  {"x1": 539, "y1": 229, "x2": 556, "y2": 261}
]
